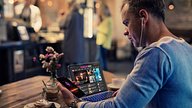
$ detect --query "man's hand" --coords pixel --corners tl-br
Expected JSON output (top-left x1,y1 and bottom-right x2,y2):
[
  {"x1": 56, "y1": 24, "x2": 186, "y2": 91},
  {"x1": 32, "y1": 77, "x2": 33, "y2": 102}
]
[
  {"x1": 112, "y1": 90, "x2": 119, "y2": 97},
  {"x1": 57, "y1": 82, "x2": 75, "y2": 105}
]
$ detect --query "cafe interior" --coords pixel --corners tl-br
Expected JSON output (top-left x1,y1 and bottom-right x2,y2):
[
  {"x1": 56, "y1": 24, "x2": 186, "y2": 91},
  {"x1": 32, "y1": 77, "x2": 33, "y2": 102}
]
[{"x1": 0, "y1": 0, "x2": 192, "y2": 107}]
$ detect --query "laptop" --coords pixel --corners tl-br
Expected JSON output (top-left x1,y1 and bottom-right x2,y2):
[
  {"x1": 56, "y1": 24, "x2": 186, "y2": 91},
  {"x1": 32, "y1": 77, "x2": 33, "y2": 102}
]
[{"x1": 68, "y1": 62, "x2": 114, "y2": 102}]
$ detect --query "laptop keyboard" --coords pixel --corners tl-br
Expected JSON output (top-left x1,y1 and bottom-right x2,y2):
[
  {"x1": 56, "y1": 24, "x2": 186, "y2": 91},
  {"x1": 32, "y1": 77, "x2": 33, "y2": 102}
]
[{"x1": 81, "y1": 91, "x2": 114, "y2": 102}]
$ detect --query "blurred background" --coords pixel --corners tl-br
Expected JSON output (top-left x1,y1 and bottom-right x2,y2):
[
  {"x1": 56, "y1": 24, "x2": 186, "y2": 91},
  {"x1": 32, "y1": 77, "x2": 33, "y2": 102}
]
[{"x1": 0, "y1": 0, "x2": 192, "y2": 85}]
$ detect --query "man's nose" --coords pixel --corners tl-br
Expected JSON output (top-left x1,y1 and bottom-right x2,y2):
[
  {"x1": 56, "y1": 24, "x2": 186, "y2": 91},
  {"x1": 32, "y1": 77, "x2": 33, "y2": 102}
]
[{"x1": 124, "y1": 28, "x2": 129, "y2": 36}]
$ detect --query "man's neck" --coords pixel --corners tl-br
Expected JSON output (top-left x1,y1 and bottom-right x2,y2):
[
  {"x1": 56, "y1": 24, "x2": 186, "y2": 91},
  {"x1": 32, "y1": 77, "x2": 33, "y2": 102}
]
[{"x1": 147, "y1": 20, "x2": 174, "y2": 45}]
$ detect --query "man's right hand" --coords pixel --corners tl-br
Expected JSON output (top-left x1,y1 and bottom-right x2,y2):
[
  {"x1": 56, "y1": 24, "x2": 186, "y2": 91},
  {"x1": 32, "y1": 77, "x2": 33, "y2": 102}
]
[
  {"x1": 112, "y1": 90, "x2": 119, "y2": 97},
  {"x1": 57, "y1": 82, "x2": 75, "y2": 105}
]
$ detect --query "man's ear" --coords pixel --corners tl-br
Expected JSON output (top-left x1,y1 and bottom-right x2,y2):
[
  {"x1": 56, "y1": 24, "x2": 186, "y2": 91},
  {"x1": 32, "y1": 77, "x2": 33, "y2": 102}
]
[{"x1": 139, "y1": 9, "x2": 148, "y2": 24}]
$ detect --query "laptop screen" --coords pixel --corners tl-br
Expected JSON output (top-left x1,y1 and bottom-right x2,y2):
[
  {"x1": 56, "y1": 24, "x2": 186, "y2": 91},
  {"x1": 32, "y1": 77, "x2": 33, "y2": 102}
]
[{"x1": 68, "y1": 62, "x2": 108, "y2": 95}]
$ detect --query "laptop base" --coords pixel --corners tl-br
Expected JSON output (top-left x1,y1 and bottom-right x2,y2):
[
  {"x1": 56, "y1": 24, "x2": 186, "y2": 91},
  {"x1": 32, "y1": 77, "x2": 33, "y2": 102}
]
[{"x1": 81, "y1": 91, "x2": 114, "y2": 102}]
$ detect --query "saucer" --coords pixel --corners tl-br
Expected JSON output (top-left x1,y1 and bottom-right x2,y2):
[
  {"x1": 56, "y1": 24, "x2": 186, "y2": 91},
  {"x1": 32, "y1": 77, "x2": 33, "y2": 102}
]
[{"x1": 24, "y1": 101, "x2": 60, "y2": 108}]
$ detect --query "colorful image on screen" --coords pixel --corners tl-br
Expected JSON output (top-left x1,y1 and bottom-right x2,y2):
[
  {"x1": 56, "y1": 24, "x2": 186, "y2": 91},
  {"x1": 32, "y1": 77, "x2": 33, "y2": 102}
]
[
  {"x1": 93, "y1": 68, "x2": 102, "y2": 81},
  {"x1": 74, "y1": 70, "x2": 89, "y2": 85},
  {"x1": 73, "y1": 67, "x2": 102, "y2": 85}
]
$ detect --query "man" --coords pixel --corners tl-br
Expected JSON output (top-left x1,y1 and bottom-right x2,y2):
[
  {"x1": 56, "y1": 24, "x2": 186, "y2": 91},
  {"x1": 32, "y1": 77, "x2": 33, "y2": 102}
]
[
  {"x1": 58, "y1": 0, "x2": 192, "y2": 108},
  {"x1": 15, "y1": 0, "x2": 42, "y2": 32},
  {"x1": 60, "y1": 0, "x2": 85, "y2": 77}
]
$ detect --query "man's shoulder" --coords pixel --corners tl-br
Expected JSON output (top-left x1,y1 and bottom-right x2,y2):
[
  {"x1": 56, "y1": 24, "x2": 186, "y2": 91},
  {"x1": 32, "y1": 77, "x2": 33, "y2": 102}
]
[
  {"x1": 137, "y1": 42, "x2": 171, "y2": 61},
  {"x1": 150, "y1": 36, "x2": 185, "y2": 47},
  {"x1": 145, "y1": 37, "x2": 186, "y2": 52},
  {"x1": 138, "y1": 36, "x2": 190, "y2": 60}
]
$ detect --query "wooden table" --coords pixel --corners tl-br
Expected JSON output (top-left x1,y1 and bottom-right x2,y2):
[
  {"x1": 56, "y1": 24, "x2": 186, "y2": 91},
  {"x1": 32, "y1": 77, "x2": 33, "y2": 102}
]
[
  {"x1": 0, "y1": 76, "x2": 67, "y2": 108},
  {"x1": 0, "y1": 72, "x2": 115, "y2": 108},
  {"x1": 103, "y1": 71, "x2": 114, "y2": 84}
]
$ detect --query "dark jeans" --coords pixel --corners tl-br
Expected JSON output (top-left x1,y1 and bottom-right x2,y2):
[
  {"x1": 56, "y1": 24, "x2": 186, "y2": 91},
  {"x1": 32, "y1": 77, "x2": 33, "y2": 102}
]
[{"x1": 96, "y1": 45, "x2": 108, "y2": 70}]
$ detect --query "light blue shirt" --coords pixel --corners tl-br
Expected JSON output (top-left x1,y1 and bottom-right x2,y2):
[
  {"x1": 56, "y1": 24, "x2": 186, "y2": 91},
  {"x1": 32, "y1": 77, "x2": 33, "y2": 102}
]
[{"x1": 81, "y1": 37, "x2": 192, "y2": 108}]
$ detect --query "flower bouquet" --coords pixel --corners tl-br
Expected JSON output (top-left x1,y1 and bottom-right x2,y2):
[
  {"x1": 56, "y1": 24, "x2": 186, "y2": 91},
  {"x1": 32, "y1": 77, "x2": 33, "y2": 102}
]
[
  {"x1": 38, "y1": 46, "x2": 64, "y2": 78},
  {"x1": 34, "y1": 46, "x2": 64, "y2": 101}
]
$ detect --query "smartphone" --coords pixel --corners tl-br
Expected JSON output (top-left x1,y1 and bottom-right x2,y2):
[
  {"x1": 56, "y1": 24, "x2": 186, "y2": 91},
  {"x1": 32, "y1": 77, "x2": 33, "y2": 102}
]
[{"x1": 57, "y1": 77, "x2": 85, "y2": 98}]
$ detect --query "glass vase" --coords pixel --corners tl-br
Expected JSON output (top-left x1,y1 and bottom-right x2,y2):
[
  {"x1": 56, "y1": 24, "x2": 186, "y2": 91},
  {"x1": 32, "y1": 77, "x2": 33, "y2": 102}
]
[{"x1": 43, "y1": 71, "x2": 59, "y2": 101}]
